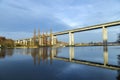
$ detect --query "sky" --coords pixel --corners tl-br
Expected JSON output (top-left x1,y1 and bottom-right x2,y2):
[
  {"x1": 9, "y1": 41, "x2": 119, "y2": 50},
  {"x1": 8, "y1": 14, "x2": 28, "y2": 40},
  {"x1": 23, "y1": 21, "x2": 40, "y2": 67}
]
[{"x1": 0, "y1": 0, "x2": 120, "y2": 42}]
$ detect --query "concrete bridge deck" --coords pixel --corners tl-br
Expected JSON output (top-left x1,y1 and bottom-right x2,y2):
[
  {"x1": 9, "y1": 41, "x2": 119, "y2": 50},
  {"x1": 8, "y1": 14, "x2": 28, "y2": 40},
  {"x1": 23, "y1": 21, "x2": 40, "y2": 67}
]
[
  {"x1": 53, "y1": 20, "x2": 120, "y2": 36},
  {"x1": 15, "y1": 20, "x2": 120, "y2": 46}
]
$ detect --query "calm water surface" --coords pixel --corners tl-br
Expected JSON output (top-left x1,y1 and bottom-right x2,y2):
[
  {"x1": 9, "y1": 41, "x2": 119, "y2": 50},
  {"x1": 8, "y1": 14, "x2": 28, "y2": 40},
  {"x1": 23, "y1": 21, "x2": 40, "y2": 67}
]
[{"x1": 0, "y1": 46, "x2": 120, "y2": 80}]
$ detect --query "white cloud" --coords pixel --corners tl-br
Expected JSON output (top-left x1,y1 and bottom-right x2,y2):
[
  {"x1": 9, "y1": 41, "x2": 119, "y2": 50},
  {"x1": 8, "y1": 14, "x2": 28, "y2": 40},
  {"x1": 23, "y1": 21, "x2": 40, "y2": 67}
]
[
  {"x1": 0, "y1": 32, "x2": 33, "y2": 40},
  {"x1": 54, "y1": 0, "x2": 120, "y2": 29},
  {"x1": 0, "y1": 0, "x2": 120, "y2": 41}
]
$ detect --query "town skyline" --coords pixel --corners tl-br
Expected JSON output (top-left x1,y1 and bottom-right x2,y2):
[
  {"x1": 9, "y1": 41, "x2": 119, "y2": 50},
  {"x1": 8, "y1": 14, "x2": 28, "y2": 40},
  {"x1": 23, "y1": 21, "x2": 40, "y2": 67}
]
[{"x1": 0, "y1": 0, "x2": 120, "y2": 42}]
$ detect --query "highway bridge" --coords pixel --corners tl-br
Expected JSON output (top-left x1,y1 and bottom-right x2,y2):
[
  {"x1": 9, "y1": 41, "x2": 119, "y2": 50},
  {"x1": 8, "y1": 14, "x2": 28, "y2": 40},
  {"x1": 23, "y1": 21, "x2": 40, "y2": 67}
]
[{"x1": 15, "y1": 20, "x2": 120, "y2": 46}]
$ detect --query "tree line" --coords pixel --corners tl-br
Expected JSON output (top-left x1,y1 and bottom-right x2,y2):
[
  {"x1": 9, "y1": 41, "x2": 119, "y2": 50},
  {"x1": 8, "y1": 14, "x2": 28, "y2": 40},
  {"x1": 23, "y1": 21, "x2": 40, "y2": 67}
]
[{"x1": 0, "y1": 36, "x2": 14, "y2": 48}]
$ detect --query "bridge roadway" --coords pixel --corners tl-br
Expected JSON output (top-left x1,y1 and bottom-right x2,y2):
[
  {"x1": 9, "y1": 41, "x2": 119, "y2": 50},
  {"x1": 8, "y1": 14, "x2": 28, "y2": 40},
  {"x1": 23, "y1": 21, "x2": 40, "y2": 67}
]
[
  {"x1": 19, "y1": 20, "x2": 120, "y2": 39},
  {"x1": 16, "y1": 20, "x2": 120, "y2": 46},
  {"x1": 53, "y1": 20, "x2": 120, "y2": 36}
]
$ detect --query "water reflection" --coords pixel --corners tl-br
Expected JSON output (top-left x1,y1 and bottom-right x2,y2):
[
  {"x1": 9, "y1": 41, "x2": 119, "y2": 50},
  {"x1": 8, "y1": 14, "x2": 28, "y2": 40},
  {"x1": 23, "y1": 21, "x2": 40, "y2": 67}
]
[
  {"x1": 69, "y1": 47, "x2": 74, "y2": 61},
  {"x1": 25, "y1": 47, "x2": 58, "y2": 65},
  {"x1": 117, "y1": 55, "x2": 120, "y2": 80},
  {"x1": 0, "y1": 47, "x2": 120, "y2": 70},
  {"x1": 30, "y1": 48, "x2": 49, "y2": 65},
  {"x1": 0, "y1": 49, "x2": 13, "y2": 58},
  {"x1": 55, "y1": 46, "x2": 120, "y2": 70},
  {"x1": 49, "y1": 47, "x2": 58, "y2": 64},
  {"x1": 69, "y1": 46, "x2": 109, "y2": 66},
  {"x1": 0, "y1": 49, "x2": 5, "y2": 58},
  {"x1": 103, "y1": 46, "x2": 108, "y2": 66}
]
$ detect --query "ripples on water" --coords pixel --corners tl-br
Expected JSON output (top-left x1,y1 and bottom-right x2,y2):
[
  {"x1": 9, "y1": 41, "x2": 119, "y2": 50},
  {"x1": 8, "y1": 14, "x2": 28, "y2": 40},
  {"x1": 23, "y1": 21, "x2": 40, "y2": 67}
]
[{"x1": 0, "y1": 46, "x2": 120, "y2": 80}]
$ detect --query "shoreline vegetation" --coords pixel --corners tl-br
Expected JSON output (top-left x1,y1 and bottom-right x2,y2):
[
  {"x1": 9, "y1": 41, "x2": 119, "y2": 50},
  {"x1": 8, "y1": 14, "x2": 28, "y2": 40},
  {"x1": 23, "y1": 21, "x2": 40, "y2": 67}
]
[
  {"x1": 0, "y1": 36, "x2": 120, "y2": 49},
  {"x1": 0, "y1": 44, "x2": 120, "y2": 49},
  {"x1": 0, "y1": 40, "x2": 120, "y2": 49},
  {"x1": 13, "y1": 44, "x2": 120, "y2": 49},
  {"x1": 0, "y1": 36, "x2": 14, "y2": 49}
]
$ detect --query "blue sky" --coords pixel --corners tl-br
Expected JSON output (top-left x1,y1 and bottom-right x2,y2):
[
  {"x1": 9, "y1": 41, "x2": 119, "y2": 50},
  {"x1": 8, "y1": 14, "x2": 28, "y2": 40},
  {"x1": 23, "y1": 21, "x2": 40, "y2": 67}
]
[{"x1": 0, "y1": 0, "x2": 120, "y2": 42}]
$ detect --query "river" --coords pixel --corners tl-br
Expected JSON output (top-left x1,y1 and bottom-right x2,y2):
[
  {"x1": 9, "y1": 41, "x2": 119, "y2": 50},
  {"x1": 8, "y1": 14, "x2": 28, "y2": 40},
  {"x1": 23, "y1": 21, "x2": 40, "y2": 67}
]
[{"x1": 0, "y1": 46, "x2": 120, "y2": 80}]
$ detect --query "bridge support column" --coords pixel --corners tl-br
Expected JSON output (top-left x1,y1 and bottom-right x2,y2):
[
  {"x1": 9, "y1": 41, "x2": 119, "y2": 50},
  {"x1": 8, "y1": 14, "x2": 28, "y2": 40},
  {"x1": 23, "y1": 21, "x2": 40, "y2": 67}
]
[
  {"x1": 30, "y1": 38, "x2": 32, "y2": 46},
  {"x1": 54, "y1": 36, "x2": 57, "y2": 45},
  {"x1": 45, "y1": 35, "x2": 48, "y2": 46},
  {"x1": 39, "y1": 36, "x2": 41, "y2": 46},
  {"x1": 102, "y1": 26, "x2": 108, "y2": 46},
  {"x1": 51, "y1": 35, "x2": 56, "y2": 46},
  {"x1": 69, "y1": 32, "x2": 74, "y2": 46},
  {"x1": 51, "y1": 35, "x2": 54, "y2": 46},
  {"x1": 40, "y1": 35, "x2": 43, "y2": 46},
  {"x1": 69, "y1": 47, "x2": 74, "y2": 61}
]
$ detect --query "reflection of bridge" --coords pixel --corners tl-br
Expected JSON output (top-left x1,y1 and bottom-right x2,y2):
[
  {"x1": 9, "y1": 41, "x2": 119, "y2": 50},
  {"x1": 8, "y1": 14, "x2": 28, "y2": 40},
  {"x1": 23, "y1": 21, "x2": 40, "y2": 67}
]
[
  {"x1": 53, "y1": 47, "x2": 120, "y2": 70},
  {"x1": 15, "y1": 20, "x2": 120, "y2": 47},
  {"x1": 117, "y1": 55, "x2": 120, "y2": 80},
  {"x1": 54, "y1": 57, "x2": 120, "y2": 70},
  {"x1": 0, "y1": 47, "x2": 120, "y2": 79},
  {"x1": 1, "y1": 47, "x2": 120, "y2": 70},
  {"x1": 13, "y1": 47, "x2": 120, "y2": 70}
]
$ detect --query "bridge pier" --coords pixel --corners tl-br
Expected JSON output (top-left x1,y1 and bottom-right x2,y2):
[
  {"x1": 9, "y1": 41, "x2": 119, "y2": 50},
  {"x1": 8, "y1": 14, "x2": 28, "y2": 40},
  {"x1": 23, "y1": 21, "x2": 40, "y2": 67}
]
[
  {"x1": 29, "y1": 38, "x2": 32, "y2": 46},
  {"x1": 38, "y1": 36, "x2": 42, "y2": 46},
  {"x1": 69, "y1": 32, "x2": 74, "y2": 46},
  {"x1": 54, "y1": 36, "x2": 57, "y2": 45},
  {"x1": 51, "y1": 35, "x2": 54, "y2": 46},
  {"x1": 41, "y1": 35, "x2": 44, "y2": 46},
  {"x1": 51, "y1": 35, "x2": 57, "y2": 46},
  {"x1": 102, "y1": 26, "x2": 108, "y2": 46}
]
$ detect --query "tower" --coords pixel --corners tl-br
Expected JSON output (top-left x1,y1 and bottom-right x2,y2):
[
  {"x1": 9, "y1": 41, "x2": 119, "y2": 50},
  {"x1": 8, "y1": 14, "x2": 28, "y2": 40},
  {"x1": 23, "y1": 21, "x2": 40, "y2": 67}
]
[
  {"x1": 33, "y1": 28, "x2": 36, "y2": 46},
  {"x1": 38, "y1": 28, "x2": 41, "y2": 46},
  {"x1": 38, "y1": 28, "x2": 40, "y2": 37},
  {"x1": 49, "y1": 29, "x2": 52, "y2": 46}
]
